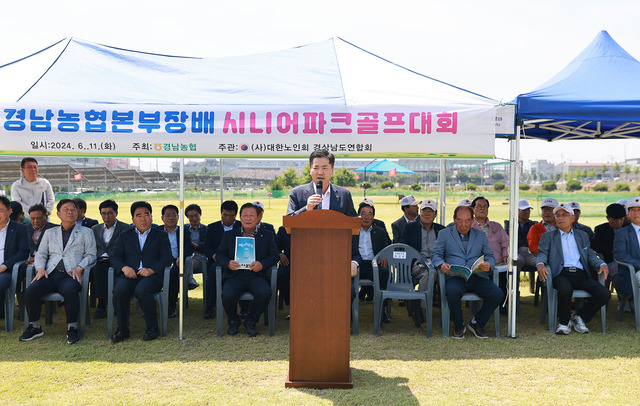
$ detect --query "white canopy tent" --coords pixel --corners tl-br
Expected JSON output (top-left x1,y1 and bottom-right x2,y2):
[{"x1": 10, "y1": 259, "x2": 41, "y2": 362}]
[{"x1": 1, "y1": 37, "x2": 512, "y2": 339}]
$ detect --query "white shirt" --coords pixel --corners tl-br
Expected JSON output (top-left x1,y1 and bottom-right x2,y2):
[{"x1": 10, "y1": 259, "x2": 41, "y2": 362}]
[
  {"x1": 358, "y1": 226, "x2": 374, "y2": 260},
  {"x1": 559, "y1": 229, "x2": 582, "y2": 269},
  {"x1": 101, "y1": 220, "x2": 117, "y2": 258},
  {"x1": 321, "y1": 184, "x2": 331, "y2": 210},
  {"x1": 135, "y1": 227, "x2": 151, "y2": 270},
  {"x1": 0, "y1": 223, "x2": 7, "y2": 265}
]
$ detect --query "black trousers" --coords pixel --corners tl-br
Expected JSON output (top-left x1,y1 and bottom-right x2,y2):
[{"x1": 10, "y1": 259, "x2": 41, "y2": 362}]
[
  {"x1": 25, "y1": 270, "x2": 82, "y2": 324},
  {"x1": 92, "y1": 259, "x2": 111, "y2": 302},
  {"x1": 112, "y1": 273, "x2": 162, "y2": 330},
  {"x1": 553, "y1": 268, "x2": 611, "y2": 325},
  {"x1": 222, "y1": 271, "x2": 270, "y2": 324}
]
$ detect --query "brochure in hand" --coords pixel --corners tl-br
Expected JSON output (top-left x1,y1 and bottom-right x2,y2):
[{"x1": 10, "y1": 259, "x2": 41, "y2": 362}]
[
  {"x1": 235, "y1": 237, "x2": 256, "y2": 269},
  {"x1": 448, "y1": 255, "x2": 485, "y2": 281}
]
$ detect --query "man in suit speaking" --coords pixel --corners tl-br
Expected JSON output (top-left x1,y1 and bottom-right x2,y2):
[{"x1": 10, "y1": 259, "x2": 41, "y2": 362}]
[
  {"x1": 286, "y1": 149, "x2": 357, "y2": 217},
  {"x1": 537, "y1": 203, "x2": 609, "y2": 335}
]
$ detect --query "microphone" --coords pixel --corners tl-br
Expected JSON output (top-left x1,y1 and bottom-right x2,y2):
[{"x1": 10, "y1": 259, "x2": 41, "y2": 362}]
[{"x1": 316, "y1": 180, "x2": 323, "y2": 209}]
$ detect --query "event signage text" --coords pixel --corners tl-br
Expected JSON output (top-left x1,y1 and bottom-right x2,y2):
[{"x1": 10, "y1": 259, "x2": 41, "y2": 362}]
[{"x1": 0, "y1": 103, "x2": 497, "y2": 158}]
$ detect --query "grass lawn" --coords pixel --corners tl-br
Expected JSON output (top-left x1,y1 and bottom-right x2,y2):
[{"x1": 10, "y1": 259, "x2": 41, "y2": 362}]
[{"x1": 3, "y1": 190, "x2": 638, "y2": 405}]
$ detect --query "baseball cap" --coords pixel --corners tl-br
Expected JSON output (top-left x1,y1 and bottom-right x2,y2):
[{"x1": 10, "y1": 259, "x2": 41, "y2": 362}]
[
  {"x1": 568, "y1": 201, "x2": 581, "y2": 211},
  {"x1": 420, "y1": 199, "x2": 437, "y2": 211},
  {"x1": 359, "y1": 197, "x2": 375, "y2": 208},
  {"x1": 399, "y1": 195, "x2": 420, "y2": 207},
  {"x1": 518, "y1": 199, "x2": 533, "y2": 210},
  {"x1": 617, "y1": 199, "x2": 629, "y2": 208},
  {"x1": 606, "y1": 203, "x2": 626, "y2": 218},
  {"x1": 541, "y1": 198, "x2": 559, "y2": 209},
  {"x1": 553, "y1": 203, "x2": 574, "y2": 215},
  {"x1": 627, "y1": 196, "x2": 640, "y2": 209},
  {"x1": 458, "y1": 199, "x2": 472, "y2": 207},
  {"x1": 251, "y1": 201, "x2": 265, "y2": 210}
]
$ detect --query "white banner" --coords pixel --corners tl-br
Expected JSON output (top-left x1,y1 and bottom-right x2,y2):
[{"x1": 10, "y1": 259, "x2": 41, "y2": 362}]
[{"x1": 0, "y1": 103, "x2": 497, "y2": 158}]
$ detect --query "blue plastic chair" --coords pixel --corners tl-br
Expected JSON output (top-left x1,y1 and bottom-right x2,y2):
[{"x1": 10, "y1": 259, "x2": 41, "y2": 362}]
[
  {"x1": 107, "y1": 265, "x2": 172, "y2": 338},
  {"x1": 24, "y1": 264, "x2": 94, "y2": 338},
  {"x1": 215, "y1": 265, "x2": 277, "y2": 337},
  {"x1": 439, "y1": 264, "x2": 505, "y2": 337},
  {"x1": 3, "y1": 260, "x2": 28, "y2": 332},
  {"x1": 372, "y1": 243, "x2": 433, "y2": 337},
  {"x1": 614, "y1": 260, "x2": 639, "y2": 331}
]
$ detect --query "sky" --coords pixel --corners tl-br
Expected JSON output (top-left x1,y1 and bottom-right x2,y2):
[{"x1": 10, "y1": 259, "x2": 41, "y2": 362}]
[{"x1": 1, "y1": 0, "x2": 639, "y2": 171}]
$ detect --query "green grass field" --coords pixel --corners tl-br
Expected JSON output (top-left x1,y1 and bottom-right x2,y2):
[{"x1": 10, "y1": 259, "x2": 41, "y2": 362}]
[{"x1": 3, "y1": 190, "x2": 640, "y2": 405}]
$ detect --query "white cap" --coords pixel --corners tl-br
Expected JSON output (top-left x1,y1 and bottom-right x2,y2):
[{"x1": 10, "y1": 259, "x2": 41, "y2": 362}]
[
  {"x1": 252, "y1": 201, "x2": 264, "y2": 210},
  {"x1": 359, "y1": 197, "x2": 375, "y2": 208},
  {"x1": 617, "y1": 199, "x2": 628, "y2": 208},
  {"x1": 518, "y1": 199, "x2": 533, "y2": 210},
  {"x1": 420, "y1": 199, "x2": 437, "y2": 211},
  {"x1": 541, "y1": 197, "x2": 559, "y2": 209},
  {"x1": 553, "y1": 203, "x2": 574, "y2": 215},
  {"x1": 458, "y1": 199, "x2": 472, "y2": 207},
  {"x1": 627, "y1": 197, "x2": 640, "y2": 209},
  {"x1": 568, "y1": 201, "x2": 581, "y2": 211},
  {"x1": 400, "y1": 195, "x2": 420, "y2": 206}
]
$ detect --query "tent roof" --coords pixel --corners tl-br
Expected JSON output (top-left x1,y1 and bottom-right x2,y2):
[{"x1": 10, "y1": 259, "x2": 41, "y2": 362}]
[
  {"x1": 513, "y1": 30, "x2": 640, "y2": 141},
  {"x1": 16, "y1": 37, "x2": 496, "y2": 107},
  {"x1": 356, "y1": 159, "x2": 415, "y2": 174}
]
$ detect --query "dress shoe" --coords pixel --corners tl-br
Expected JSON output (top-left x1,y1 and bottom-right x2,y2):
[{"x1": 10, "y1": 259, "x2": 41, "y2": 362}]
[
  {"x1": 413, "y1": 310, "x2": 424, "y2": 327},
  {"x1": 188, "y1": 282, "x2": 199, "y2": 290},
  {"x1": 204, "y1": 310, "x2": 214, "y2": 320},
  {"x1": 93, "y1": 307, "x2": 107, "y2": 319},
  {"x1": 111, "y1": 328, "x2": 130, "y2": 343},
  {"x1": 382, "y1": 312, "x2": 390, "y2": 323},
  {"x1": 168, "y1": 307, "x2": 177, "y2": 318},
  {"x1": 143, "y1": 326, "x2": 159, "y2": 341},
  {"x1": 244, "y1": 319, "x2": 258, "y2": 337},
  {"x1": 227, "y1": 319, "x2": 240, "y2": 336}
]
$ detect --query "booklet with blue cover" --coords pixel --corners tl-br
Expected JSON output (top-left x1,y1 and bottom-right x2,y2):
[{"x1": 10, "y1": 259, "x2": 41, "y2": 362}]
[
  {"x1": 449, "y1": 255, "x2": 485, "y2": 281},
  {"x1": 235, "y1": 237, "x2": 256, "y2": 269}
]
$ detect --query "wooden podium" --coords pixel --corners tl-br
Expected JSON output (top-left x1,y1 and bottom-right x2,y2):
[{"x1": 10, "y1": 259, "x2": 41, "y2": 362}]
[{"x1": 283, "y1": 210, "x2": 361, "y2": 389}]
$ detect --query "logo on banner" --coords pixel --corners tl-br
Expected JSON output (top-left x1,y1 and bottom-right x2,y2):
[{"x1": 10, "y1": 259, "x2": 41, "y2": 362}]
[{"x1": 240, "y1": 144, "x2": 249, "y2": 151}]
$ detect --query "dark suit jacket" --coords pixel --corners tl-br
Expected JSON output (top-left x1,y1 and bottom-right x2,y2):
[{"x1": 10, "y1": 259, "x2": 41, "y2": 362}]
[
  {"x1": 92, "y1": 220, "x2": 132, "y2": 258},
  {"x1": 1, "y1": 220, "x2": 30, "y2": 271},
  {"x1": 391, "y1": 216, "x2": 409, "y2": 244},
  {"x1": 258, "y1": 222, "x2": 276, "y2": 235},
  {"x1": 400, "y1": 221, "x2": 445, "y2": 254},
  {"x1": 591, "y1": 222, "x2": 617, "y2": 263},
  {"x1": 537, "y1": 228, "x2": 604, "y2": 279},
  {"x1": 573, "y1": 222, "x2": 594, "y2": 241},
  {"x1": 81, "y1": 217, "x2": 99, "y2": 229},
  {"x1": 275, "y1": 226, "x2": 291, "y2": 259},
  {"x1": 352, "y1": 225, "x2": 391, "y2": 264},
  {"x1": 203, "y1": 220, "x2": 242, "y2": 262},
  {"x1": 157, "y1": 225, "x2": 194, "y2": 260},
  {"x1": 216, "y1": 227, "x2": 279, "y2": 281},
  {"x1": 110, "y1": 227, "x2": 172, "y2": 279},
  {"x1": 27, "y1": 221, "x2": 58, "y2": 257},
  {"x1": 613, "y1": 224, "x2": 640, "y2": 295},
  {"x1": 287, "y1": 182, "x2": 356, "y2": 216},
  {"x1": 505, "y1": 219, "x2": 537, "y2": 248}
]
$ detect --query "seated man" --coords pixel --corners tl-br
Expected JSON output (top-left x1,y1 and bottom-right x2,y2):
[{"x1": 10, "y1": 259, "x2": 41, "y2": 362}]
[
  {"x1": 569, "y1": 201, "x2": 594, "y2": 241},
  {"x1": 613, "y1": 197, "x2": 640, "y2": 299},
  {"x1": 216, "y1": 203, "x2": 279, "y2": 337},
  {"x1": 20, "y1": 199, "x2": 96, "y2": 344},
  {"x1": 0, "y1": 197, "x2": 30, "y2": 316},
  {"x1": 527, "y1": 198, "x2": 559, "y2": 256},
  {"x1": 505, "y1": 199, "x2": 538, "y2": 272},
  {"x1": 110, "y1": 201, "x2": 172, "y2": 342},
  {"x1": 537, "y1": 203, "x2": 609, "y2": 335},
  {"x1": 159, "y1": 204, "x2": 194, "y2": 318},
  {"x1": 391, "y1": 195, "x2": 420, "y2": 243},
  {"x1": 591, "y1": 203, "x2": 626, "y2": 291},
  {"x1": 185, "y1": 203, "x2": 206, "y2": 290},
  {"x1": 203, "y1": 200, "x2": 241, "y2": 319},
  {"x1": 352, "y1": 198, "x2": 391, "y2": 307},
  {"x1": 91, "y1": 200, "x2": 132, "y2": 319},
  {"x1": 253, "y1": 201, "x2": 275, "y2": 234},
  {"x1": 73, "y1": 198, "x2": 99, "y2": 229},
  {"x1": 432, "y1": 205, "x2": 499, "y2": 339}
]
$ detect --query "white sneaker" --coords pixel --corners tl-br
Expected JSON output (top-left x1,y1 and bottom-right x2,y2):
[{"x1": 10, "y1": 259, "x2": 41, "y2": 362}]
[
  {"x1": 555, "y1": 323, "x2": 570, "y2": 335},
  {"x1": 635, "y1": 271, "x2": 640, "y2": 288},
  {"x1": 570, "y1": 314, "x2": 589, "y2": 334}
]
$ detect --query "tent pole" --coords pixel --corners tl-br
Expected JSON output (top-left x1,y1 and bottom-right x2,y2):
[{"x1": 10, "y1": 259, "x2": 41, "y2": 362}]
[
  {"x1": 438, "y1": 159, "x2": 446, "y2": 225},
  {"x1": 506, "y1": 126, "x2": 521, "y2": 338},
  {"x1": 179, "y1": 158, "x2": 185, "y2": 340},
  {"x1": 219, "y1": 158, "x2": 224, "y2": 204}
]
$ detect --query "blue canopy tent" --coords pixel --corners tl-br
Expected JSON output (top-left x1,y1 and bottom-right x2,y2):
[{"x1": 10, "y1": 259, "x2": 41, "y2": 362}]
[
  {"x1": 500, "y1": 30, "x2": 640, "y2": 337},
  {"x1": 355, "y1": 159, "x2": 415, "y2": 174}
]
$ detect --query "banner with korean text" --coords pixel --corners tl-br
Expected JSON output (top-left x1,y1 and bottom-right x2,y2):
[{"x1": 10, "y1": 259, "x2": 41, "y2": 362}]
[{"x1": 0, "y1": 103, "x2": 497, "y2": 158}]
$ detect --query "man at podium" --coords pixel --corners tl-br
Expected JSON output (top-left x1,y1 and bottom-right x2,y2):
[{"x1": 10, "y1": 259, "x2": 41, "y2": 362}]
[{"x1": 286, "y1": 149, "x2": 357, "y2": 217}]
